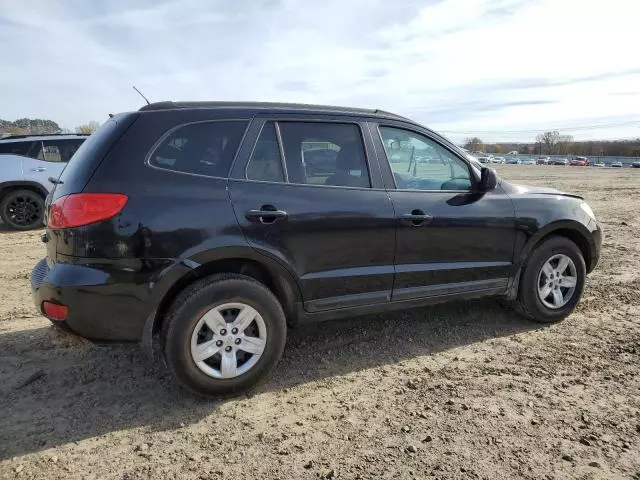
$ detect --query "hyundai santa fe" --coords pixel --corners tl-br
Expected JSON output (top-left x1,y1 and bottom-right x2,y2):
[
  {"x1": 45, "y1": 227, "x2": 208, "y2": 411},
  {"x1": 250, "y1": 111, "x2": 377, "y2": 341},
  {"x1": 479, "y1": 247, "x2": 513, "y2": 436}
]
[{"x1": 31, "y1": 102, "x2": 602, "y2": 396}]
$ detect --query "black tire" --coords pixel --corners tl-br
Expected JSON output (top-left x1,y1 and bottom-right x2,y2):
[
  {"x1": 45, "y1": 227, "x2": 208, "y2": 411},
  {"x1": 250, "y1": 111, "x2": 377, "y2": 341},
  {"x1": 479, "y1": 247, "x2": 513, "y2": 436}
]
[
  {"x1": 0, "y1": 189, "x2": 45, "y2": 230},
  {"x1": 161, "y1": 273, "x2": 287, "y2": 397},
  {"x1": 513, "y1": 236, "x2": 586, "y2": 323}
]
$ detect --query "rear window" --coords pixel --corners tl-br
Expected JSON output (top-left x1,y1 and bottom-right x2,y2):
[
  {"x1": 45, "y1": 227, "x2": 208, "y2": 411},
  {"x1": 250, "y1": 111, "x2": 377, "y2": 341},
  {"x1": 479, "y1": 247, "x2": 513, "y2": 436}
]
[
  {"x1": 149, "y1": 121, "x2": 248, "y2": 177},
  {"x1": 0, "y1": 141, "x2": 32, "y2": 156},
  {"x1": 54, "y1": 114, "x2": 137, "y2": 199}
]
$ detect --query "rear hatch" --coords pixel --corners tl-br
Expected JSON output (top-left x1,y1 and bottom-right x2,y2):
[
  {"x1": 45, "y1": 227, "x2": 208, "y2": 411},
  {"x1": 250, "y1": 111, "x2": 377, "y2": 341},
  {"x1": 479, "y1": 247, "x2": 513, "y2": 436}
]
[{"x1": 45, "y1": 113, "x2": 138, "y2": 263}]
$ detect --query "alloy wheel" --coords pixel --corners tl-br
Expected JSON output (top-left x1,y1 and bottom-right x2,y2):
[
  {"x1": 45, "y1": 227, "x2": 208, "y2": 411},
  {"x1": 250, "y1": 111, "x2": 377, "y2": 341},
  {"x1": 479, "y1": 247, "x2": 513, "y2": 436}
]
[
  {"x1": 537, "y1": 253, "x2": 578, "y2": 309},
  {"x1": 5, "y1": 194, "x2": 42, "y2": 228}
]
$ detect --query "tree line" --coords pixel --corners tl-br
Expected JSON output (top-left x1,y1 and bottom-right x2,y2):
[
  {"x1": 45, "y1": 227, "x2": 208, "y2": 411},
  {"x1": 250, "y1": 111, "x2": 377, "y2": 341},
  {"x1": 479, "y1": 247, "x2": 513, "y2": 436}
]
[
  {"x1": 0, "y1": 118, "x2": 101, "y2": 136},
  {"x1": 465, "y1": 132, "x2": 640, "y2": 157}
]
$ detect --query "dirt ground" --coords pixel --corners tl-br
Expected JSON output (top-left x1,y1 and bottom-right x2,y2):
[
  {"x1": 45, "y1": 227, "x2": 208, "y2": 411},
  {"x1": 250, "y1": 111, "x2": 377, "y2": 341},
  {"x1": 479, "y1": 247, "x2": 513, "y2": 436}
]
[{"x1": 1, "y1": 165, "x2": 639, "y2": 480}]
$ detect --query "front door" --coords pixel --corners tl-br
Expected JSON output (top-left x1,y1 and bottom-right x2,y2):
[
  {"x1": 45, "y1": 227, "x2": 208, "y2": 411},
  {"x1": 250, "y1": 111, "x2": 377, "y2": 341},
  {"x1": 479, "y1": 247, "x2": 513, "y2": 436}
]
[
  {"x1": 229, "y1": 117, "x2": 396, "y2": 312},
  {"x1": 370, "y1": 122, "x2": 517, "y2": 301}
]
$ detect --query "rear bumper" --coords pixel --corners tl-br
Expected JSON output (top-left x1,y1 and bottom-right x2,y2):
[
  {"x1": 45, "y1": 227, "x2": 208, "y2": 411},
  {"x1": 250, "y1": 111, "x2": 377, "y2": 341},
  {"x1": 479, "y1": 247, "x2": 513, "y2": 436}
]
[{"x1": 31, "y1": 258, "x2": 151, "y2": 341}]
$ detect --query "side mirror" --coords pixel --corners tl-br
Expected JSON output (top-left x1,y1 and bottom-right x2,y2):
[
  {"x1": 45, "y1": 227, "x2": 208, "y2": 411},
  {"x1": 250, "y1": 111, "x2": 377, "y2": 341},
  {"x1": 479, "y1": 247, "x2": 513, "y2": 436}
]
[{"x1": 480, "y1": 167, "x2": 498, "y2": 191}]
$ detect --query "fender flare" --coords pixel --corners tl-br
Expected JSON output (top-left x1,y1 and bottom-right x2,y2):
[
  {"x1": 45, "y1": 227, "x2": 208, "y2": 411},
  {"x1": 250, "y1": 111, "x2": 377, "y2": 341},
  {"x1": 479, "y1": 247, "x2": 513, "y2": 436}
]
[
  {"x1": 506, "y1": 219, "x2": 595, "y2": 300},
  {"x1": 140, "y1": 246, "x2": 303, "y2": 357},
  {"x1": 0, "y1": 180, "x2": 49, "y2": 199}
]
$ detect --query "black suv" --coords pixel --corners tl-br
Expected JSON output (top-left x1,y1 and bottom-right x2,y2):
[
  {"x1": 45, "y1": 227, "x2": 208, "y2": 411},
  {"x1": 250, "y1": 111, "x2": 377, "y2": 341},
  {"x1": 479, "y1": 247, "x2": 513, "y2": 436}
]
[{"x1": 31, "y1": 102, "x2": 601, "y2": 396}]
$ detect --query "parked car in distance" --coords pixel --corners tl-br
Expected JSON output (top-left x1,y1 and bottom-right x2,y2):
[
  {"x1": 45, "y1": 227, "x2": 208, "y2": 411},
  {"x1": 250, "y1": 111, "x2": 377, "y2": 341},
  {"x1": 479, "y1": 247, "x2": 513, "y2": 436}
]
[
  {"x1": 593, "y1": 163, "x2": 606, "y2": 168},
  {"x1": 611, "y1": 162, "x2": 623, "y2": 168},
  {"x1": 522, "y1": 159, "x2": 536, "y2": 165},
  {"x1": 506, "y1": 157, "x2": 521, "y2": 165},
  {"x1": 569, "y1": 156, "x2": 590, "y2": 166},
  {"x1": 31, "y1": 101, "x2": 602, "y2": 396},
  {"x1": 632, "y1": 161, "x2": 640, "y2": 168},
  {"x1": 552, "y1": 158, "x2": 569, "y2": 166},
  {"x1": 491, "y1": 156, "x2": 506, "y2": 164},
  {"x1": 507, "y1": 150, "x2": 519, "y2": 156},
  {"x1": 536, "y1": 156, "x2": 551, "y2": 165},
  {"x1": 0, "y1": 134, "x2": 88, "y2": 229},
  {"x1": 477, "y1": 155, "x2": 492, "y2": 164}
]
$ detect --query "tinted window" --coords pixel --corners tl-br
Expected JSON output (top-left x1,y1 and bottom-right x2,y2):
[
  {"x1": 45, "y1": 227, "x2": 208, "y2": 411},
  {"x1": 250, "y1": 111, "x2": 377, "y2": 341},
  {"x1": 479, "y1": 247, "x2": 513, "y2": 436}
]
[
  {"x1": 278, "y1": 122, "x2": 370, "y2": 188},
  {"x1": 33, "y1": 139, "x2": 84, "y2": 162},
  {"x1": 379, "y1": 127, "x2": 472, "y2": 191},
  {"x1": 150, "y1": 121, "x2": 247, "y2": 177},
  {"x1": 246, "y1": 122, "x2": 285, "y2": 182},
  {"x1": 0, "y1": 141, "x2": 32, "y2": 156}
]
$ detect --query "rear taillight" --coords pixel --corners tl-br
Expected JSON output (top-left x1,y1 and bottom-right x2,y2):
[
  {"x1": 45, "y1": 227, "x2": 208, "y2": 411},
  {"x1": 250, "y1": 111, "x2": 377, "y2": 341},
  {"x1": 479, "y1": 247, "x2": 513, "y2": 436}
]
[
  {"x1": 48, "y1": 193, "x2": 128, "y2": 229},
  {"x1": 43, "y1": 301, "x2": 68, "y2": 321}
]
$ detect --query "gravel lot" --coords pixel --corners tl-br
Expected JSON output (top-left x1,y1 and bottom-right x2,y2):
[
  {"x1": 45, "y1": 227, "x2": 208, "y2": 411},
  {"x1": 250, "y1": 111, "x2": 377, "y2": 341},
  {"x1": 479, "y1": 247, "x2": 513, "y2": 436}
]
[{"x1": 1, "y1": 165, "x2": 639, "y2": 480}]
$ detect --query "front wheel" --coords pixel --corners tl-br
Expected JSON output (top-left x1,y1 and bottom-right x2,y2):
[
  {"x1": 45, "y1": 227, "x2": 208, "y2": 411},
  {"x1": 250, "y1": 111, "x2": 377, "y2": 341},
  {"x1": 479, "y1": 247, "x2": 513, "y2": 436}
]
[
  {"x1": 162, "y1": 274, "x2": 287, "y2": 397},
  {"x1": 513, "y1": 236, "x2": 586, "y2": 323},
  {"x1": 0, "y1": 189, "x2": 45, "y2": 230}
]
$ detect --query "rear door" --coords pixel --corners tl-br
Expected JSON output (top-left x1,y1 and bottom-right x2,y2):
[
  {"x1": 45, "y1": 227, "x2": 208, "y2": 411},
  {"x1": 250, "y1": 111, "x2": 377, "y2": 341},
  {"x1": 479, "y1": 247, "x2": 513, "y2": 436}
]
[
  {"x1": 229, "y1": 115, "x2": 396, "y2": 312},
  {"x1": 370, "y1": 122, "x2": 517, "y2": 301},
  {"x1": 22, "y1": 139, "x2": 82, "y2": 189}
]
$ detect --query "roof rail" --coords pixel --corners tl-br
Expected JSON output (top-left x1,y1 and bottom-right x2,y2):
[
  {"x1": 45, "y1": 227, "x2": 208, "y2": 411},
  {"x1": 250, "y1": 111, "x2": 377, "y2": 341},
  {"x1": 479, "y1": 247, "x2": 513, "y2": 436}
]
[
  {"x1": 138, "y1": 101, "x2": 409, "y2": 120},
  {"x1": 373, "y1": 109, "x2": 412, "y2": 121},
  {"x1": 0, "y1": 133, "x2": 90, "y2": 140}
]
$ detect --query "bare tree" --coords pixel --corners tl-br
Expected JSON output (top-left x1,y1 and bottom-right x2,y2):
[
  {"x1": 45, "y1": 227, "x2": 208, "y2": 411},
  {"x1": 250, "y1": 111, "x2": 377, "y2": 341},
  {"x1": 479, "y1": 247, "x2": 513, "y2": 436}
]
[
  {"x1": 464, "y1": 137, "x2": 485, "y2": 152},
  {"x1": 535, "y1": 131, "x2": 561, "y2": 155},
  {"x1": 557, "y1": 135, "x2": 574, "y2": 155},
  {"x1": 75, "y1": 121, "x2": 101, "y2": 135}
]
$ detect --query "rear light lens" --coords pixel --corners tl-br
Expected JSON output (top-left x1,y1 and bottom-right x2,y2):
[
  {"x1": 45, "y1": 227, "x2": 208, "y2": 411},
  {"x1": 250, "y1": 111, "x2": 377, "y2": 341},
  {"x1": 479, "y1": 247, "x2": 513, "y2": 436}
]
[
  {"x1": 48, "y1": 193, "x2": 128, "y2": 229},
  {"x1": 43, "y1": 301, "x2": 68, "y2": 321}
]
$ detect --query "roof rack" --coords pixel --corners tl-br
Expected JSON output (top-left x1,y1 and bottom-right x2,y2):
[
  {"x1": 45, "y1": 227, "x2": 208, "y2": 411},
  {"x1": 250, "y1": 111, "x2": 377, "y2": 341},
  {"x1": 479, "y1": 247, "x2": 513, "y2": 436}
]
[
  {"x1": 138, "y1": 101, "x2": 410, "y2": 120},
  {"x1": 0, "y1": 133, "x2": 90, "y2": 140}
]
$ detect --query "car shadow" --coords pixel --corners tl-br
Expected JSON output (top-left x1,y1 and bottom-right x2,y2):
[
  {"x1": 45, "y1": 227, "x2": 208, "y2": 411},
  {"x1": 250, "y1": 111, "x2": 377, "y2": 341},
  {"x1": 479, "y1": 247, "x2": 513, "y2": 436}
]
[
  {"x1": 0, "y1": 221, "x2": 44, "y2": 234},
  {"x1": 0, "y1": 299, "x2": 542, "y2": 459}
]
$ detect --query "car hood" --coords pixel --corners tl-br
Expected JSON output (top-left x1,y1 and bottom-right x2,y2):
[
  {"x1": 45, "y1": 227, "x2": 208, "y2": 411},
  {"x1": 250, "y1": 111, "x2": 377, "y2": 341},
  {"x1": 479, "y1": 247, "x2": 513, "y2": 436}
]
[{"x1": 501, "y1": 180, "x2": 583, "y2": 200}]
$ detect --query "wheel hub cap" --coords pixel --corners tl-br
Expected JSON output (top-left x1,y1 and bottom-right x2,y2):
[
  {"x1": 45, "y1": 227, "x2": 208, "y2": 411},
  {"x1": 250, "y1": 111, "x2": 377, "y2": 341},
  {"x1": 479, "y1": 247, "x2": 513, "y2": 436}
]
[{"x1": 190, "y1": 302, "x2": 267, "y2": 379}]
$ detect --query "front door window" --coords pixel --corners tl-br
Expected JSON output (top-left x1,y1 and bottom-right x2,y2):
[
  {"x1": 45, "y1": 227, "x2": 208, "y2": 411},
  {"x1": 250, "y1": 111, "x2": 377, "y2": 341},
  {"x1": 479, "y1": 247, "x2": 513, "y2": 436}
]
[{"x1": 379, "y1": 126, "x2": 472, "y2": 191}]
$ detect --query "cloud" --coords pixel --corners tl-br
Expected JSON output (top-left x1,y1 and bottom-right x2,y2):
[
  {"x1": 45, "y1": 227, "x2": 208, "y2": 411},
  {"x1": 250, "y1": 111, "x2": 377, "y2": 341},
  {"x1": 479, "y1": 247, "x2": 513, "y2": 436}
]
[{"x1": 0, "y1": 0, "x2": 639, "y2": 141}]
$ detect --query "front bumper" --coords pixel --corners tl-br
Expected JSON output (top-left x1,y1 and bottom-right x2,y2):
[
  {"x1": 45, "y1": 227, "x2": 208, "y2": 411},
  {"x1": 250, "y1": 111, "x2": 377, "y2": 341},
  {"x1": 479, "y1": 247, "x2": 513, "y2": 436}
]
[{"x1": 31, "y1": 258, "x2": 150, "y2": 341}]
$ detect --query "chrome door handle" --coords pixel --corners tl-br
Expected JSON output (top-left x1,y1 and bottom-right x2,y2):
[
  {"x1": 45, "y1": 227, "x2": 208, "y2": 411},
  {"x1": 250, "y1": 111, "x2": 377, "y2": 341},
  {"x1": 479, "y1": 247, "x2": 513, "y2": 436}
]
[
  {"x1": 400, "y1": 210, "x2": 432, "y2": 226},
  {"x1": 31, "y1": 167, "x2": 46, "y2": 172},
  {"x1": 246, "y1": 207, "x2": 288, "y2": 224}
]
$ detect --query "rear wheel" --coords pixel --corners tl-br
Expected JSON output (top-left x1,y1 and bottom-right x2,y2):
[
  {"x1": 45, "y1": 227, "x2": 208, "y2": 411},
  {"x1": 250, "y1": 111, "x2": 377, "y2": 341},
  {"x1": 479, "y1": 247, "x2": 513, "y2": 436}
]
[
  {"x1": 162, "y1": 273, "x2": 287, "y2": 397},
  {"x1": 513, "y1": 236, "x2": 586, "y2": 323},
  {"x1": 0, "y1": 189, "x2": 45, "y2": 230}
]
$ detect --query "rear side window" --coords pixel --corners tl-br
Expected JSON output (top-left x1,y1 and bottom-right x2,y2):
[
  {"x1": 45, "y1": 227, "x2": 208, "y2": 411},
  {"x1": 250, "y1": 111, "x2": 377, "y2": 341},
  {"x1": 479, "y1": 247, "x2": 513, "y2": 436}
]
[
  {"x1": 280, "y1": 122, "x2": 369, "y2": 187},
  {"x1": 150, "y1": 121, "x2": 247, "y2": 177},
  {"x1": 246, "y1": 122, "x2": 285, "y2": 182},
  {"x1": 246, "y1": 121, "x2": 370, "y2": 188},
  {"x1": 0, "y1": 141, "x2": 32, "y2": 156},
  {"x1": 33, "y1": 139, "x2": 82, "y2": 162}
]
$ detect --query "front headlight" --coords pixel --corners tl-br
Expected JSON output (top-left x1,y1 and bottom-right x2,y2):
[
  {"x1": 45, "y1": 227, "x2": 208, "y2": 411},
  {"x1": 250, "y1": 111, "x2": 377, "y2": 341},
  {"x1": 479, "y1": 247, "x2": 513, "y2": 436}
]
[{"x1": 580, "y1": 202, "x2": 596, "y2": 221}]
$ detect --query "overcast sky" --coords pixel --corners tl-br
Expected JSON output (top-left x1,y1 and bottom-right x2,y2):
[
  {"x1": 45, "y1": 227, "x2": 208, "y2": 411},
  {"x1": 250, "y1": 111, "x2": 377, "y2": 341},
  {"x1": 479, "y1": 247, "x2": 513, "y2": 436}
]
[{"x1": 1, "y1": 0, "x2": 639, "y2": 142}]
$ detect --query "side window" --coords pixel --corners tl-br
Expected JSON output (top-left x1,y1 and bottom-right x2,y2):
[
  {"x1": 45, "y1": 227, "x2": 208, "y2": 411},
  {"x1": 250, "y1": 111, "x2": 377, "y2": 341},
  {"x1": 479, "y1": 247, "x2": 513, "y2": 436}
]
[
  {"x1": 246, "y1": 122, "x2": 285, "y2": 182},
  {"x1": 278, "y1": 122, "x2": 370, "y2": 188},
  {"x1": 41, "y1": 141, "x2": 62, "y2": 162},
  {"x1": 379, "y1": 126, "x2": 472, "y2": 191},
  {"x1": 150, "y1": 121, "x2": 248, "y2": 177},
  {"x1": 54, "y1": 139, "x2": 84, "y2": 162},
  {"x1": 0, "y1": 141, "x2": 33, "y2": 156}
]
